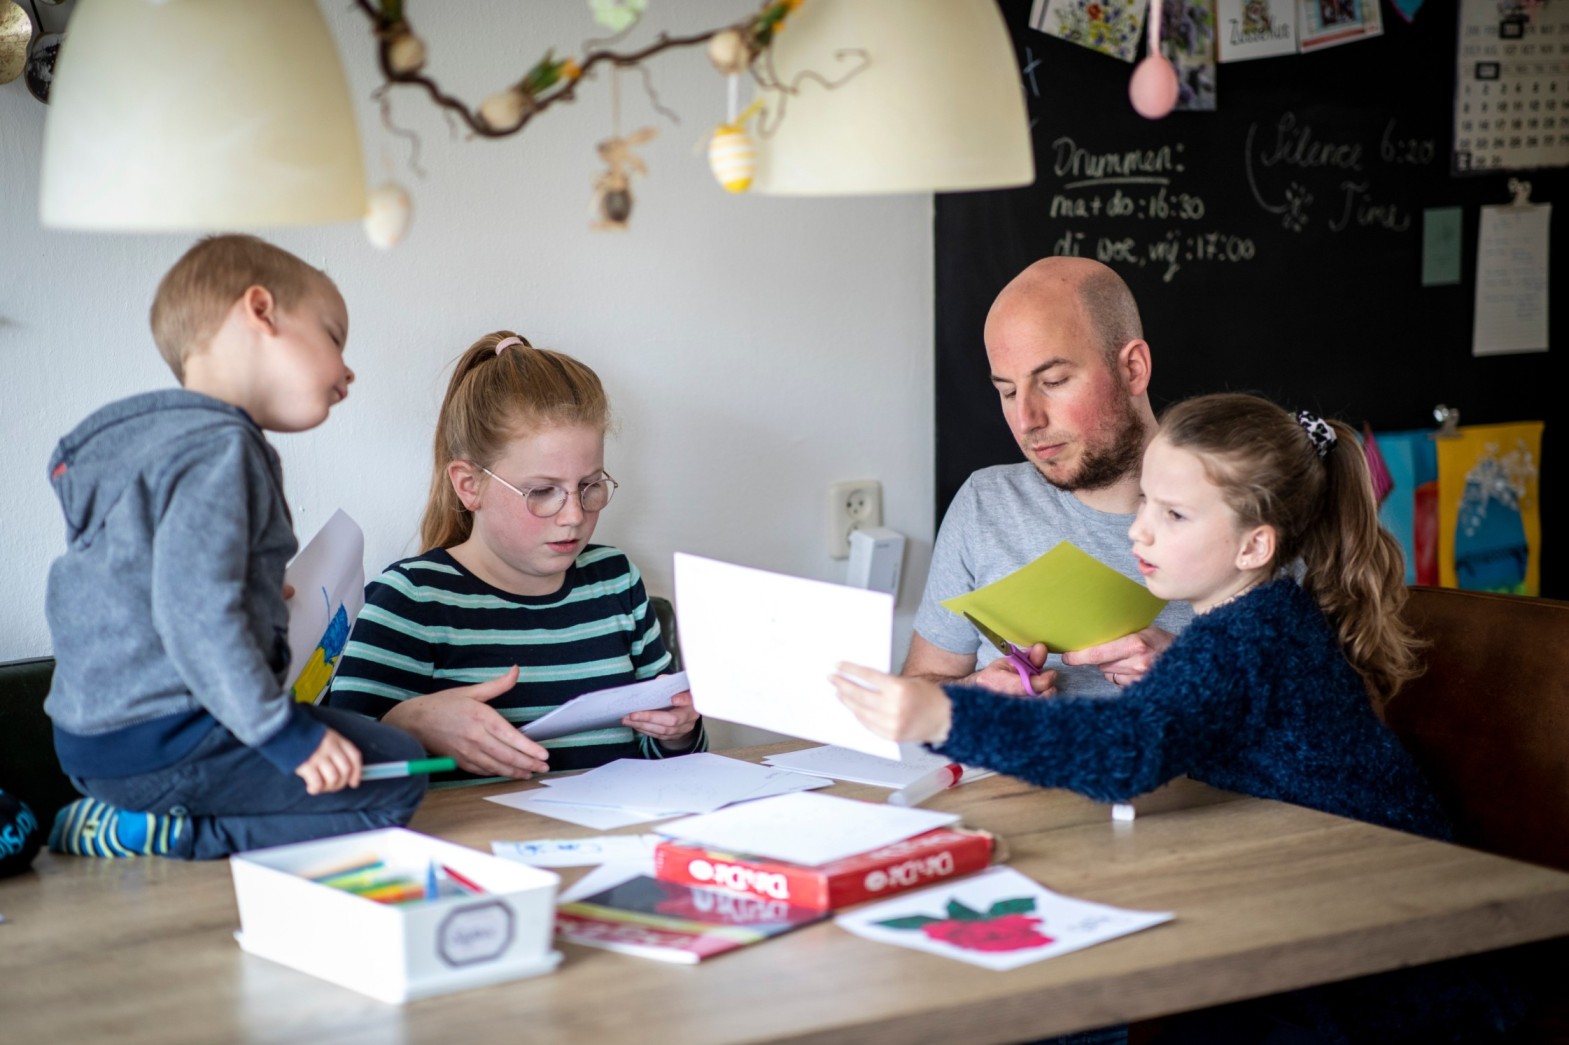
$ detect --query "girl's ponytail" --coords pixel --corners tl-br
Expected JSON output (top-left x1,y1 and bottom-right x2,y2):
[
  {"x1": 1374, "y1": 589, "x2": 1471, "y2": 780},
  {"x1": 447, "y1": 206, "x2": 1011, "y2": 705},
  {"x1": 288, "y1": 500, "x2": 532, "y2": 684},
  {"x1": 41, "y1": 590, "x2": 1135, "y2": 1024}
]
[{"x1": 1299, "y1": 421, "x2": 1424, "y2": 707}]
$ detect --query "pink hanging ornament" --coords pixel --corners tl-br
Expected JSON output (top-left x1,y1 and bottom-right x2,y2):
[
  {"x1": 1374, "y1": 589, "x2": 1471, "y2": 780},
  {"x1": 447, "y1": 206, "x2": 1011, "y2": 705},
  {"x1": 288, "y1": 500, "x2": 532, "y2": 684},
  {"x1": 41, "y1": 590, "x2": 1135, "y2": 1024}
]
[{"x1": 1129, "y1": 0, "x2": 1179, "y2": 120}]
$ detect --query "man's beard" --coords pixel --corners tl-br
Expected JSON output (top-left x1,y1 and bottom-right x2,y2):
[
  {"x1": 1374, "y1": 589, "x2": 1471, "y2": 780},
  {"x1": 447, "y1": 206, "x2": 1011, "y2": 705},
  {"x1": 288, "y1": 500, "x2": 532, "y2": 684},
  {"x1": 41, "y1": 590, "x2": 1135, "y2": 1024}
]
[{"x1": 1037, "y1": 399, "x2": 1146, "y2": 493}]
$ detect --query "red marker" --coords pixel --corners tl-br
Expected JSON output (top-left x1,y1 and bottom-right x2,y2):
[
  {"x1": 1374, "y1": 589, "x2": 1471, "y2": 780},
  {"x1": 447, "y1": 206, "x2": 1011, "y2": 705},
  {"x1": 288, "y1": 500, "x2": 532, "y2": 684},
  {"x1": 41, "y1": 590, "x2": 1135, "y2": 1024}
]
[
  {"x1": 887, "y1": 763, "x2": 964, "y2": 808},
  {"x1": 440, "y1": 864, "x2": 487, "y2": 895}
]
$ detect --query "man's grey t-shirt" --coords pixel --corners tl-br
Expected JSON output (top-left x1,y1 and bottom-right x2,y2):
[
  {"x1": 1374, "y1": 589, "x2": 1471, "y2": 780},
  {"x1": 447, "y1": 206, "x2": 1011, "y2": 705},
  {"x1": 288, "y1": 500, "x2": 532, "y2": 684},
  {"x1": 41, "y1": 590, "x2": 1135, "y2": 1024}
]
[{"x1": 913, "y1": 463, "x2": 1195, "y2": 697}]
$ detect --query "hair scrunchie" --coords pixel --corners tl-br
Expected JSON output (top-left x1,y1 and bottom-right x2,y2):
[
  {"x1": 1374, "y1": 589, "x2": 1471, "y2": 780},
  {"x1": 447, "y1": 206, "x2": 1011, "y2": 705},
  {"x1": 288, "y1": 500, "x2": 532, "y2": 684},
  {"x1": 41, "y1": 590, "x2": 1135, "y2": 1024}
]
[
  {"x1": 1295, "y1": 410, "x2": 1337, "y2": 458},
  {"x1": 494, "y1": 335, "x2": 530, "y2": 355}
]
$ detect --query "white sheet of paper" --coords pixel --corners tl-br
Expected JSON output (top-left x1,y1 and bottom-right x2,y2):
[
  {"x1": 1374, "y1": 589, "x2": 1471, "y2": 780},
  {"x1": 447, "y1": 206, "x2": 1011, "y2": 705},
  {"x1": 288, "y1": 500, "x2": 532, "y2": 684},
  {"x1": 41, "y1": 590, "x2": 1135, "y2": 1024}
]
[
  {"x1": 281, "y1": 509, "x2": 366, "y2": 703},
  {"x1": 484, "y1": 789, "x2": 684, "y2": 830},
  {"x1": 764, "y1": 745, "x2": 995, "y2": 788},
  {"x1": 673, "y1": 553, "x2": 912, "y2": 760},
  {"x1": 655, "y1": 791, "x2": 959, "y2": 866},
  {"x1": 491, "y1": 834, "x2": 661, "y2": 868},
  {"x1": 835, "y1": 866, "x2": 1174, "y2": 970},
  {"x1": 527, "y1": 753, "x2": 828, "y2": 815},
  {"x1": 521, "y1": 672, "x2": 690, "y2": 740},
  {"x1": 1473, "y1": 203, "x2": 1551, "y2": 356},
  {"x1": 556, "y1": 861, "x2": 653, "y2": 904}
]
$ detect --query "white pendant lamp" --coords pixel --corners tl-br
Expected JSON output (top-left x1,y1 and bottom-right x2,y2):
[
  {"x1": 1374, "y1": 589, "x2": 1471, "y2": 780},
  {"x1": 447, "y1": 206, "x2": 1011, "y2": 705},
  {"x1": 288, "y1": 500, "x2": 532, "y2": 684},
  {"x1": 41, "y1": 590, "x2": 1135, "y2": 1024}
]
[
  {"x1": 40, "y1": 0, "x2": 366, "y2": 231},
  {"x1": 750, "y1": 0, "x2": 1034, "y2": 196}
]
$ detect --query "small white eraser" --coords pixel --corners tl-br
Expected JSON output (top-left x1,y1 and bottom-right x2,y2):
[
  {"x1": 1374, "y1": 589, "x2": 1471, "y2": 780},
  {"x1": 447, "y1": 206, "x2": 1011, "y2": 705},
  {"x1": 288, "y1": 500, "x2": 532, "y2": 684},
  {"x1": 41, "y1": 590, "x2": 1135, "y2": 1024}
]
[{"x1": 1111, "y1": 803, "x2": 1136, "y2": 822}]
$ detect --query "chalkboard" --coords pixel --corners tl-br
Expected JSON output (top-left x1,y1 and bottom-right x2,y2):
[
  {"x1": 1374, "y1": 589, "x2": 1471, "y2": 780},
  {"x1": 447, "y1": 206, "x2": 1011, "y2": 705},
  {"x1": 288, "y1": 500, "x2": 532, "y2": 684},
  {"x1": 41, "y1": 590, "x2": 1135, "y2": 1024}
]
[{"x1": 936, "y1": 0, "x2": 1565, "y2": 597}]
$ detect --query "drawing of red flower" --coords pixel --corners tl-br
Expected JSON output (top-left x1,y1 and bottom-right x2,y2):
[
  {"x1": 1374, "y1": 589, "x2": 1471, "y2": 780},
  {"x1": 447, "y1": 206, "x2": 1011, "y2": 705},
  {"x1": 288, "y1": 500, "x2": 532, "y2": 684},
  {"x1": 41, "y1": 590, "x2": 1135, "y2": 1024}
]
[
  {"x1": 1087, "y1": 4, "x2": 1104, "y2": 18},
  {"x1": 920, "y1": 913, "x2": 1054, "y2": 952},
  {"x1": 875, "y1": 896, "x2": 1054, "y2": 953}
]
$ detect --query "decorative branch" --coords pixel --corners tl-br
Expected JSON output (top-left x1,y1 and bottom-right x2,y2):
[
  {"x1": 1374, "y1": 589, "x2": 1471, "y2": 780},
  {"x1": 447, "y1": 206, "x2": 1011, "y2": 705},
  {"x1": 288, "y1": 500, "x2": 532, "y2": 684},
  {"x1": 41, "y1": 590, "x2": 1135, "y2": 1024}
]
[{"x1": 348, "y1": 0, "x2": 801, "y2": 139}]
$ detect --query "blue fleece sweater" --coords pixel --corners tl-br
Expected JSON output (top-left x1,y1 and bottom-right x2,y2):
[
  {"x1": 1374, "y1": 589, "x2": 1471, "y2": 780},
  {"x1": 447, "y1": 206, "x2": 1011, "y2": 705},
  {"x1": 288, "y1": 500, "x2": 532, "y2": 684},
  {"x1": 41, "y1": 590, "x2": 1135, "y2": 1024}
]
[
  {"x1": 938, "y1": 577, "x2": 1451, "y2": 840},
  {"x1": 44, "y1": 389, "x2": 325, "y2": 778}
]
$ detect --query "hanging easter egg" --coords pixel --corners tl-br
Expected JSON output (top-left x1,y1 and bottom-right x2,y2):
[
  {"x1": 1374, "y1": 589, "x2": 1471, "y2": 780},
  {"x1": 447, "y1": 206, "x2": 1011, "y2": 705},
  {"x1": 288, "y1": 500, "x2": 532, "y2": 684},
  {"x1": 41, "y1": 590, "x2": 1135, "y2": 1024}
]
[
  {"x1": 707, "y1": 123, "x2": 756, "y2": 194},
  {"x1": 1128, "y1": 54, "x2": 1179, "y2": 119},
  {"x1": 707, "y1": 28, "x2": 754, "y2": 75},
  {"x1": 480, "y1": 87, "x2": 531, "y2": 132},
  {"x1": 386, "y1": 26, "x2": 427, "y2": 75},
  {"x1": 364, "y1": 182, "x2": 413, "y2": 249}
]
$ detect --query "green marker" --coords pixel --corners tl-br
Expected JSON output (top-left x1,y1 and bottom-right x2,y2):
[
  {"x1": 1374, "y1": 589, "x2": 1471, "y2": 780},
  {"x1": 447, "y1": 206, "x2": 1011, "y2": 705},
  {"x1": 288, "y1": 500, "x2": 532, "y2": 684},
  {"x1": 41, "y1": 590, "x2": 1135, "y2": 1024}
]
[{"x1": 361, "y1": 757, "x2": 458, "y2": 781}]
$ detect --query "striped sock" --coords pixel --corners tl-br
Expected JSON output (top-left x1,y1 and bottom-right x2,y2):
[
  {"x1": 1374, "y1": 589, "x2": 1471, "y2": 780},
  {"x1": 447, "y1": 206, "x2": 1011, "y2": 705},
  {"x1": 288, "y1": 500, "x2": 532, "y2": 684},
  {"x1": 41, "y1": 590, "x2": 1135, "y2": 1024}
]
[{"x1": 48, "y1": 798, "x2": 185, "y2": 858}]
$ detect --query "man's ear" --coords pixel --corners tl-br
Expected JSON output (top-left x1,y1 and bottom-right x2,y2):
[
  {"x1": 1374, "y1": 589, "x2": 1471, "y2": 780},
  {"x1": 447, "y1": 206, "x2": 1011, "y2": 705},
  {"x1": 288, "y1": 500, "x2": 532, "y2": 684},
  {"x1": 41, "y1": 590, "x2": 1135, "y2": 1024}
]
[
  {"x1": 1117, "y1": 339, "x2": 1153, "y2": 397},
  {"x1": 447, "y1": 459, "x2": 484, "y2": 512},
  {"x1": 1235, "y1": 524, "x2": 1277, "y2": 571},
  {"x1": 241, "y1": 285, "x2": 279, "y2": 335}
]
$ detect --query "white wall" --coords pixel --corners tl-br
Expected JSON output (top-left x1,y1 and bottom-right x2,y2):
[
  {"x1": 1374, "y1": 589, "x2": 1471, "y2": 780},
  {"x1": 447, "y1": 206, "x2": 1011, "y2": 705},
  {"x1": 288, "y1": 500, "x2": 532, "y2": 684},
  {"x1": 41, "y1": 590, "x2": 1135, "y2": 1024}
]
[{"x1": 0, "y1": 1, "x2": 934, "y2": 747}]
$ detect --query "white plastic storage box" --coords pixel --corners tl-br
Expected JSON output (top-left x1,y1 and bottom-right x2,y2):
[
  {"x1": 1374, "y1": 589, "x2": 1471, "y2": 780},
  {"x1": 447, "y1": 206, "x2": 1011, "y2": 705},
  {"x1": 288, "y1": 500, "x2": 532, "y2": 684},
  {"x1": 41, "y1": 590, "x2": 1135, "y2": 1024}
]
[{"x1": 230, "y1": 827, "x2": 561, "y2": 1003}]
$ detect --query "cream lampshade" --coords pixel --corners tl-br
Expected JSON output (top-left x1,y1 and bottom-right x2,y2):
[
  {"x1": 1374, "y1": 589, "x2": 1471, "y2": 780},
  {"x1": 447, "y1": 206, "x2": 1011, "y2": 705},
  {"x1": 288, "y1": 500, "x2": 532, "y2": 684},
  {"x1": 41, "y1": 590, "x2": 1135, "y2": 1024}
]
[
  {"x1": 39, "y1": 0, "x2": 366, "y2": 231},
  {"x1": 750, "y1": 0, "x2": 1034, "y2": 196}
]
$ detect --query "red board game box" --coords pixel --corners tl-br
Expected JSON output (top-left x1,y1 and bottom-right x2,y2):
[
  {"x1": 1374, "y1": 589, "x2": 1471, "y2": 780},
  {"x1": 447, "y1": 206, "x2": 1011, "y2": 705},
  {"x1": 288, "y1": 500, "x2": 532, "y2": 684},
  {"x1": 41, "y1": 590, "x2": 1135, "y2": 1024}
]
[{"x1": 654, "y1": 827, "x2": 997, "y2": 910}]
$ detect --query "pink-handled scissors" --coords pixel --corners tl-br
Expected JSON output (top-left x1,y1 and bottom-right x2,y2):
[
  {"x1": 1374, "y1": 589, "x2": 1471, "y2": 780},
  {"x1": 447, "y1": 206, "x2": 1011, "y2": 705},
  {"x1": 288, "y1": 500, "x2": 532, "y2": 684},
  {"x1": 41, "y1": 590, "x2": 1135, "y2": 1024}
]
[{"x1": 963, "y1": 612, "x2": 1042, "y2": 691}]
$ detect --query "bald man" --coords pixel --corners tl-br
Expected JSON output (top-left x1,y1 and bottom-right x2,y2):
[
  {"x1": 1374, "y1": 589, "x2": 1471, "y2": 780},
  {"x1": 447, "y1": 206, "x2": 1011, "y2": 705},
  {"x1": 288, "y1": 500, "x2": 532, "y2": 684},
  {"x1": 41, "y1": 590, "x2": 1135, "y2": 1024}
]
[{"x1": 906, "y1": 257, "x2": 1194, "y2": 697}]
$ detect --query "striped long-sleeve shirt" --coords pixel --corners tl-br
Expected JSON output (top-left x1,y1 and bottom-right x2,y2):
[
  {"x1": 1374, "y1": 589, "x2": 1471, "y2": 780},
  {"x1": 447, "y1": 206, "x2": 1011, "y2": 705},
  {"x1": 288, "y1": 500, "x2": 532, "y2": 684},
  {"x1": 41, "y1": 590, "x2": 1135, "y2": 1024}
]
[{"x1": 326, "y1": 545, "x2": 702, "y2": 780}]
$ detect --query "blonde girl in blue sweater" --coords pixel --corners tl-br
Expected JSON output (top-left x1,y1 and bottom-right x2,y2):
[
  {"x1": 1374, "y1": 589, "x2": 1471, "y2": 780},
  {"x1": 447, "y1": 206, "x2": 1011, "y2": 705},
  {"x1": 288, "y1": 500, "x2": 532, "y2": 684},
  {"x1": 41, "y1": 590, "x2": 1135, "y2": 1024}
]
[{"x1": 835, "y1": 393, "x2": 1528, "y2": 1042}]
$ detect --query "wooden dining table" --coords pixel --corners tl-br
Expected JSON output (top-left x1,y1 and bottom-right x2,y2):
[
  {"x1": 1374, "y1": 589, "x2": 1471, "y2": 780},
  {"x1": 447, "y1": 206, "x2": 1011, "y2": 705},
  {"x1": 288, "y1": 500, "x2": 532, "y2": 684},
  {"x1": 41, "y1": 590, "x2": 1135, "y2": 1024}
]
[{"x1": 4, "y1": 741, "x2": 1568, "y2": 1044}]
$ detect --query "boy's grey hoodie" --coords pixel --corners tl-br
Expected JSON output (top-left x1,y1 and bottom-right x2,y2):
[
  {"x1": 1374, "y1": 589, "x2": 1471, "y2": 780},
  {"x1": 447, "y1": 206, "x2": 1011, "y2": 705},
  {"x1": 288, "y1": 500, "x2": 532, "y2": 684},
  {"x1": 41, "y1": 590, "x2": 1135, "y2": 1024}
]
[{"x1": 44, "y1": 389, "x2": 325, "y2": 778}]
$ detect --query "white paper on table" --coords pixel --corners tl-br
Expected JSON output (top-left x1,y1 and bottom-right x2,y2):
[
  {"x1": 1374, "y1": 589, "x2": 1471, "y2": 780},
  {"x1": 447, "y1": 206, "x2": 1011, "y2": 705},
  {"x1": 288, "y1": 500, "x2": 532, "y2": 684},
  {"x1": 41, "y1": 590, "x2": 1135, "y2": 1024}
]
[
  {"x1": 764, "y1": 745, "x2": 995, "y2": 788},
  {"x1": 491, "y1": 834, "x2": 661, "y2": 868},
  {"x1": 282, "y1": 510, "x2": 366, "y2": 704},
  {"x1": 521, "y1": 672, "x2": 690, "y2": 740},
  {"x1": 484, "y1": 789, "x2": 685, "y2": 830},
  {"x1": 835, "y1": 866, "x2": 1174, "y2": 971},
  {"x1": 673, "y1": 553, "x2": 916, "y2": 760},
  {"x1": 655, "y1": 791, "x2": 959, "y2": 866},
  {"x1": 528, "y1": 753, "x2": 828, "y2": 815},
  {"x1": 557, "y1": 860, "x2": 653, "y2": 904},
  {"x1": 1473, "y1": 203, "x2": 1551, "y2": 356}
]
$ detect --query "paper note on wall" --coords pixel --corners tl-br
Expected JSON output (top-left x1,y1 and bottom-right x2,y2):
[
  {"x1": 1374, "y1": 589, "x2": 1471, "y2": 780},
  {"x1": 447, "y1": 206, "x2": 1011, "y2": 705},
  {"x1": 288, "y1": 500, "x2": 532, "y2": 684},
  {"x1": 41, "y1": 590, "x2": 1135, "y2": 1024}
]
[
  {"x1": 1215, "y1": 0, "x2": 1297, "y2": 61},
  {"x1": 941, "y1": 542, "x2": 1166, "y2": 653},
  {"x1": 1421, "y1": 207, "x2": 1462, "y2": 287},
  {"x1": 1472, "y1": 203, "x2": 1551, "y2": 356},
  {"x1": 283, "y1": 510, "x2": 366, "y2": 704}
]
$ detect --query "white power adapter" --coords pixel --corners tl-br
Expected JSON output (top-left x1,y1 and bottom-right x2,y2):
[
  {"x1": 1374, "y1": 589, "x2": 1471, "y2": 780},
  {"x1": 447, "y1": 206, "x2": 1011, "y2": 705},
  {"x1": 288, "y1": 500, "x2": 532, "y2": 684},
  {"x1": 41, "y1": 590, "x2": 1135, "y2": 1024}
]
[{"x1": 846, "y1": 526, "x2": 905, "y2": 598}]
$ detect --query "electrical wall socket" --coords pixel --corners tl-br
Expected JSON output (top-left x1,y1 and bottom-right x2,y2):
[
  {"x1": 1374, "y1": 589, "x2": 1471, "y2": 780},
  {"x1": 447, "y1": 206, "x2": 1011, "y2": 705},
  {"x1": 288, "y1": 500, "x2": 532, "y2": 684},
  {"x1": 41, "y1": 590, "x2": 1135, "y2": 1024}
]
[{"x1": 828, "y1": 479, "x2": 882, "y2": 559}]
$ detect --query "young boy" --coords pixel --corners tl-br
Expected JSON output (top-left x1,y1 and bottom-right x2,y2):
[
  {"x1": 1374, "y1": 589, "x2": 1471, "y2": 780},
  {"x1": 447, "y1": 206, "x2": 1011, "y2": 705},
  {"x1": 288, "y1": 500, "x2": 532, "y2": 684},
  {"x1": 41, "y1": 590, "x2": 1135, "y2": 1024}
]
[{"x1": 44, "y1": 234, "x2": 426, "y2": 860}]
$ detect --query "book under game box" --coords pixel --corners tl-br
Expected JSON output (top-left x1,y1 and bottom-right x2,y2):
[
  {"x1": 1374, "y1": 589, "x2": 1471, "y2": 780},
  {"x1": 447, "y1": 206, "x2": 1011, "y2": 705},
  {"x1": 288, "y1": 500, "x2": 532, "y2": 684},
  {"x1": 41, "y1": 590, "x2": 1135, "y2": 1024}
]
[{"x1": 555, "y1": 875, "x2": 829, "y2": 963}]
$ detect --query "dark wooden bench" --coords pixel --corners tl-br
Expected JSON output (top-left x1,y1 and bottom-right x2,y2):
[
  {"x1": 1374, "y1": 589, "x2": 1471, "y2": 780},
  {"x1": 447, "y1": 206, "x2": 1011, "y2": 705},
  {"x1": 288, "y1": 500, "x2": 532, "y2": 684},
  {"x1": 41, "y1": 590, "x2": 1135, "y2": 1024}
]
[{"x1": 0, "y1": 657, "x2": 76, "y2": 824}]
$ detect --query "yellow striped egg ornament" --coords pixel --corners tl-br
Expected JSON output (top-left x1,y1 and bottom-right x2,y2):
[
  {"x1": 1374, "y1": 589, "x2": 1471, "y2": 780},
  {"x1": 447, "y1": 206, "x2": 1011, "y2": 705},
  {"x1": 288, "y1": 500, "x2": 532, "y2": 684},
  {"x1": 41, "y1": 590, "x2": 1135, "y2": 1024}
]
[{"x1": 707, "y1": 122, "x2": 756, "y2": 193}]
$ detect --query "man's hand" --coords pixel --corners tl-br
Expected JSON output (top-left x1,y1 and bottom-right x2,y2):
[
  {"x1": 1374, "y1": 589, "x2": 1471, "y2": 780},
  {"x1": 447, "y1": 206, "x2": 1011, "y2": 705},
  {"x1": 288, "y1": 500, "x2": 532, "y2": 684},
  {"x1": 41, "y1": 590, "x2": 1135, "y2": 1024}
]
[
  {"x1": 382, "y1": 666, "x2": 552, "y2": 779},
  {"x1": 625, "y1": 687, "x2": 700, "y2": 750},
  {"x1": 1061, "y1": 627, "x2": 1175, "y2": 688},
  {"x1": 831, "y1": 664, "x2": 953, "y2": 744},
  {"x1": 905, "y1": 632, "x2": 1057, "y2": 696},
  {"x1": 295, "y1": 727, "x2": 362, "y2": 795},
  {"x1": 959, "y1": 642, "x2": 1056, "y2": 696}
]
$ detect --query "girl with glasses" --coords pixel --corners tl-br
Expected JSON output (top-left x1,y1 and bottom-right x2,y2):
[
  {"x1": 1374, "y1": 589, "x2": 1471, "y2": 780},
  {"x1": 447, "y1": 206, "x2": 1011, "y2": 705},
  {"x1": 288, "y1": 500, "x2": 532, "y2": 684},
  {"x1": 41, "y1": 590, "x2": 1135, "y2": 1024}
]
[{"x1": 327, "y1": 331, "x2": 701, "y2": 780}]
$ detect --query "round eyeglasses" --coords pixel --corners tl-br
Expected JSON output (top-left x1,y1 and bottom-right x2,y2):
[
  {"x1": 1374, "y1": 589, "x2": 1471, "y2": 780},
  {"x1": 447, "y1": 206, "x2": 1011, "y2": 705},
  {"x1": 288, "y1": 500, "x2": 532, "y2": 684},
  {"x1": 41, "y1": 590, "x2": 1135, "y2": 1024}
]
[{"x1": 480, "y1": 467, "x2": 618, "y2": 518}]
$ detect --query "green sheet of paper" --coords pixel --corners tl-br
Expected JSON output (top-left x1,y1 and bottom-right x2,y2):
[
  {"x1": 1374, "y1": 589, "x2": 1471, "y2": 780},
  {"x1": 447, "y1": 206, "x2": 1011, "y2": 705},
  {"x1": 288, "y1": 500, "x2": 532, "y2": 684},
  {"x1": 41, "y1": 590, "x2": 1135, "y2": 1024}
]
[
  {"x1": 1422, "y1": 207, "x2": 1463, "y2": 287},
  {"x1": 940, "y1": 541, "x2": 1166, "y2": 653}
]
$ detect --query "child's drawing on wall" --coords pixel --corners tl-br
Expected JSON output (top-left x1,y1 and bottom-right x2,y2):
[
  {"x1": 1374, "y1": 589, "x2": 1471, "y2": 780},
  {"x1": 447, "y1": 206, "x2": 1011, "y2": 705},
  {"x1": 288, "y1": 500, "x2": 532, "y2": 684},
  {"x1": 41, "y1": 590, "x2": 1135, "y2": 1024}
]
[{"x1": 1437, "y1": 423, "x2": 1543, "y2": 596}]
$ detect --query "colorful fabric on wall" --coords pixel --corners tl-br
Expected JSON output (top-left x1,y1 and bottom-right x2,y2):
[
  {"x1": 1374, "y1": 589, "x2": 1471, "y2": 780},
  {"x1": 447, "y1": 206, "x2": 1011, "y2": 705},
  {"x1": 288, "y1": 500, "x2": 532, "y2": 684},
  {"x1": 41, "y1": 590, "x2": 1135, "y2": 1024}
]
[{"x1": 1373, "y1": 430, "x2": 1439, "y2": 587}]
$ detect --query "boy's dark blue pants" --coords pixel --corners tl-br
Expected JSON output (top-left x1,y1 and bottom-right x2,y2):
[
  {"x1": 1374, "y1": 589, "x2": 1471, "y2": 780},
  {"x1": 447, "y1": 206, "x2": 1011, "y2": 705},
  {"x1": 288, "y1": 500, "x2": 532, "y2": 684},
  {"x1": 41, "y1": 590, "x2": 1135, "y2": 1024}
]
[{"x1": 69, "y1": 705, "x2": 426, "y2": 859}]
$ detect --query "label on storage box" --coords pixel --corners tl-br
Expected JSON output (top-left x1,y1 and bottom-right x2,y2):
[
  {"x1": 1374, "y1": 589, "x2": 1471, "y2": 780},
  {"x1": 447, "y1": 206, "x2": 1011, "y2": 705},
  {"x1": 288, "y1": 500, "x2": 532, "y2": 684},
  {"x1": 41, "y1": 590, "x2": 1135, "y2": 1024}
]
[
  {"x1": 438, "y1": 901, "x2": 514, "y2": 967},
  {"x1": 655, "y1": 828, "x2": 994, "y2": 910}
]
